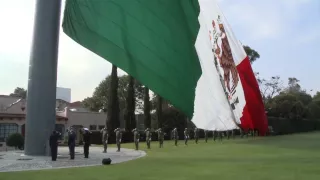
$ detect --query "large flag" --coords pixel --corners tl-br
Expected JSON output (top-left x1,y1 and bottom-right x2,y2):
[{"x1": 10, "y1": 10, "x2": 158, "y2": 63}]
[{"x1": 63, "y1": 0, "x2": 268, "y2": 134}]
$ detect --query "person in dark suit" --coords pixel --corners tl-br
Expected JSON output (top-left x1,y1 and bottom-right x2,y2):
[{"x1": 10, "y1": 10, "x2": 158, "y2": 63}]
[
  {"x1": 68, "y1": 129, "x2": 76, "y2": 160},
  {"x1": 49, "y1": 130, "x2": 61, "y2": 161},
  {"x1": 82, "y1": 128, "x2": 92, "y2": 158}
]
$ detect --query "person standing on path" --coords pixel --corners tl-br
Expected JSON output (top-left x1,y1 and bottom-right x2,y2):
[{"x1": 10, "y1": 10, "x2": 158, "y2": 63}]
[
  {"x1": 114, "y1": 128, "x2": 122, "y2": 152},
  {"x1": 132, "y1": 128, "x2": 140, "y2": 150},
  {"x1": 145, "y1": 128, "x2": 152, "y2": 149},
  {"x1": 68, "y1": 128, "x2": 76, "y2": 160},
  {"x1": 49, "y1": 130, "x2": 61, "y2": 161},
  {"x1": 82, "y1": 128, "x2": 91, "y2": 158},
  {"x1": 100, "y1": 127, "x2": 109, "y2": 153}
]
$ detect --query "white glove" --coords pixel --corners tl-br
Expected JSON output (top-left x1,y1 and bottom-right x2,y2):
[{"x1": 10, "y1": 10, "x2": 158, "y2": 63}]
[
  {"x1": 137, "y1": 139, "x2": 139, "y2": 142},
  {"x1": 105, "y1": 140, "x2": 108, "y2": 144},
  {"x1": 119, "y1": 139, "x2": 122, "y2": 143}
]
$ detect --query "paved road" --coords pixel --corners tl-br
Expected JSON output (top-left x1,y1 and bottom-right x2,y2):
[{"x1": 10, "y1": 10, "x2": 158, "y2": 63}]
[{"x1": 0, "y1": 146, "x2": 146, "y2": 172}]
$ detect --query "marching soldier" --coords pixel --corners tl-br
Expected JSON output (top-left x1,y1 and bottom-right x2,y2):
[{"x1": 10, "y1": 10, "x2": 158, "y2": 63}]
[
  {"x1": 194, "y1": 128, "x2": 199, "y2": 144},
  {"x1": 172, "y1": 128, "x2": 179, "y2": 146},
  {"x1": 132, "y1": 128, "x2": 140, "y2": 150},
  {"x1": 204, "y1": 130, "x2": 208, "y2": 143},
  {"x1": 184, "y1": 128, "x2": 189, "y2": 145},
  {"x1": 144, "y1": 128, "x2": 152, "y2": 149},
  {"x1": 100, "y1": 127, "x2": 108, "y2": 153},
  {"x1": 155, "y1": 128, "x2": 164, "y2": 148},
  {"x1": 114, "y1": 128, "x2": 122, "y2": 152},
  {"x1": 240, "y1": 128, "x2": 244, "y2": 138},
  {"x1": 49, "y1": 130, "x2": 61, "y2": 161}
]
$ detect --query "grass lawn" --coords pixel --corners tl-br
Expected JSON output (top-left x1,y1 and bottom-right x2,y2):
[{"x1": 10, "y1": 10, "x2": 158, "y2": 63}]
[{"x1": 2, "y1": 132, "x2": 320, "y2": 180}]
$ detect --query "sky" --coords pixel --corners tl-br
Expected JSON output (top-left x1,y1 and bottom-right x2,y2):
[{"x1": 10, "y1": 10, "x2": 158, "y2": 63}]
[{"x1": 0, "y1": 0, "x2": 319, "y2": 102}]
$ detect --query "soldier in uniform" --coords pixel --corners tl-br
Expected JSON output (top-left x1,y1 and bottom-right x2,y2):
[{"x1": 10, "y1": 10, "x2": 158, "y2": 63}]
[
  {"x1": 194, "y1": 128, "x2": 199, "y2": 144},
  {"x1": 82, "y1": 128, "x2": 91, "y2": 158},
  {"x1": 132, "y1": 128, "x2": 140, "y2": 150},
  {"x1": 155, "y1": 128, "x2": 164, "y2": 148},
  {"x1": 100, "y1": 127, "x2": 109, "y2": 153},
  {"x1": 184, "y1": 128, "x2": 189, "y2": 145},
  {"x1": 231, "y1": 129, "x2": 235, "y2": 139},
  {"x1": 144, "y1": 128, "x2": 152, "y2": 149},
  {"x1": 49, "y1": 130, "x2": 61, "y2": 161},
  {"x1": 213, "y1": 130, "x2": 217, "y2": 141},
  {"x1": 172, "y1": 128, "x2": 179, "y2": 146},
  {"x1": 226, "y1": 130, "x2": 230, "y2": 140},
  {"x1": 68, "y1": 128, "x2": 76, "y2": 160},
  {"x1": 114, "y1": 128, "x2": 122, "y2": 152},
  {"x1": 204, "y1": 130, "x2": 208, "y2": 143},
  {"x1": 218, "y1": 131, "x2": 223, "y2": 142},
  {"x1": 240, "y1": 128, "x2": 244, "y2": 138}
]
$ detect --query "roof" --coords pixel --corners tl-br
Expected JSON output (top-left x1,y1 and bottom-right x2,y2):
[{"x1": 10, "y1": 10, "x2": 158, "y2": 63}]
[{"x1": 0, "y1": 113, "x2": 68, "y2": 120}]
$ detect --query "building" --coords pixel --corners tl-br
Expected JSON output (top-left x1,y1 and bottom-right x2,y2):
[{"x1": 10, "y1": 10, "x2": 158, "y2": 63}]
[{"x1": 0, "y1": 95, "x2": 107, "y2": 151}]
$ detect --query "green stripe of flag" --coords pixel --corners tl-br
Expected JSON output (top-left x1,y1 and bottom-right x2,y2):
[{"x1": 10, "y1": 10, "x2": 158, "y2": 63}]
[{"x1": 63, "y1": 0, "x2": 201, "y2": 118}]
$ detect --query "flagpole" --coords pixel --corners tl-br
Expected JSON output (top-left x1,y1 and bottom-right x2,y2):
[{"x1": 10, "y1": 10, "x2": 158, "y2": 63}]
[{"x1": 24, "y1": 0, "x2": 62, "y2": 156}]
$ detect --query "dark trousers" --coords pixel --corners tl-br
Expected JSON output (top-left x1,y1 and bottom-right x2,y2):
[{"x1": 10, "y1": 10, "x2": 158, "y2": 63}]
[
  {"x1": 50, "y1": 145, "x2": 58, "y2": 161},
  {"x1": 134, "y1": 141, "x2": 139, "y2": 150},
  {"x1": 69, "y1": 144, "x2": 75, "y2": 159},
  {"x1": 195, "y1": 137, "x2": 198, "y2": 144},
  {"x1": 116, "y1": 141, "x2": 121, "y2": 151},
  {"x1": 84, "y1": 144, "x2": 89, "y2": 158},
  {"x1": 146, "y1": 139, "x2": 151, "y2": 149},
  {"x1": 159, "y1": 139, "x2": 163, "y2": 148}
]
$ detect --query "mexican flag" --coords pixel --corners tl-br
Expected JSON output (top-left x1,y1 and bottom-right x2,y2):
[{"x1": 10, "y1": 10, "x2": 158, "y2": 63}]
[{"x1": 63, "y1": 0, "x2": 268, "y2": 134}]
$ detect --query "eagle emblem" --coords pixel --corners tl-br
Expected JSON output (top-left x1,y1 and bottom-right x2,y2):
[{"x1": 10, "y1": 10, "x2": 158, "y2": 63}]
[{"x1": 211, "y1": 16, "x2": 239, "y2": 108}]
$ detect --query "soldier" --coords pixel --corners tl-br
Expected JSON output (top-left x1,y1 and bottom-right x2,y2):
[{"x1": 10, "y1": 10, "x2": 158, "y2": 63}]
[
  {"x1": 82, "y1": 128, "x2": 91, "y2": 158},
  {"x1": 226, "y1": 130, "x2": 230, "y2": 140},
  {"x1": 194, "y1": 128, "x2": 199, "y2": 144},
  {"x1": 49, "y1": 130, "x2": 61, "y2": 161},
  {"x1": 155, "y1": 128, "x2": 164, "y2": 148},
  {"x1": 184, "y1": 128, "x2": 189, "y2": 145},
  {"x1": 204, "y1": 129, "x2": 208, "y2": 143},
  {"x1": 144, "y1": 128, "x2": 152, "y2": 149},
  {"x1": 68, "y1": 128, "x2": 76, "y2": 160},
  {"x1": 114, "y1": 128, "x2": 122, "y2": 152},
  {"x1": 132, "y1": 128, "x2": 140, "y2": 150},
  {"x1": 213, "y1": 130, "x2": 217, "y2": 141},
  {"x1": 231, "y1": 129, "x2": 235, "y2": 139},
  {"x1": 218, "y1": 131, "x2": 223, "y2": 142},
  {"x1": 172, "y1": 128, "x2": 179, "y2": 146},
  {"x1": 240, "y1": 128, "x2": 244, "y2": 138},
  {"x1": 100, "y1": 127, "x2": 108, "y2": 153}
]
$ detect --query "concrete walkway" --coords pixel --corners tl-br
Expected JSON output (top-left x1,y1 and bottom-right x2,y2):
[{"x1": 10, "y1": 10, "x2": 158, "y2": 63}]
[{"x1": 0, "y1": 146, "x2": 146, "y2": 172}]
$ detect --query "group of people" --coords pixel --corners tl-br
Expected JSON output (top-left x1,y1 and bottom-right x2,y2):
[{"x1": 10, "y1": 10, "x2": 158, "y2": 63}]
[
  {"x1": 49, "y1": 127, "x2": 92, "y2": 161},
  {"x1": 100, "y1": 127, "x2": 255, "y2": 152},
  {"x1": 49, "y1": 126, "x2": 257, "y2": 161}
]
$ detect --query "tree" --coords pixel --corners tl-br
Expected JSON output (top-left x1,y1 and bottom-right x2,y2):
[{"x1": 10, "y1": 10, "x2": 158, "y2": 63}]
[
  {"x1": 106, "y1": 65, "x2": 120, "y2": 130},
  {"x1": 243, "y1": 45, "x2": 260, "y2": 64},
  {"x1": 124, "y1": 75, "x2": 136, "y2": 131},
  {"x1": 10, "y1": 87, "x2": 27, "y2": 99},
  {"x1": 260, "y1": 76, "x2": 283, "y2": 101},
  {"x1": 143, "y1": 87, "x2": 151, "y2": 128},
  {"x1": 82, "y1": 75, "x2": 144, "y2": 113},
  {"x1": 285, "y1": 77, "x2": 301, "y2": 93},
  {"x1": 162, "y1": 107, "x2": 187, "y2": 131}
]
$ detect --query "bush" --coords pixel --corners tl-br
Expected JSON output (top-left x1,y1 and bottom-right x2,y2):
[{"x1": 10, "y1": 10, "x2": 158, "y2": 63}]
[{"x1": 6, "y1": 133, "x2": 24, "y2": 150}]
